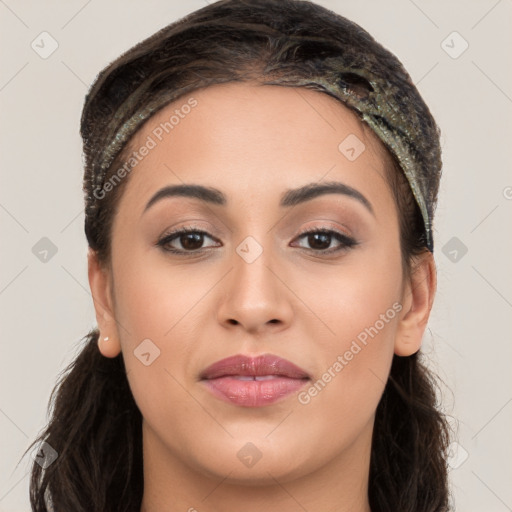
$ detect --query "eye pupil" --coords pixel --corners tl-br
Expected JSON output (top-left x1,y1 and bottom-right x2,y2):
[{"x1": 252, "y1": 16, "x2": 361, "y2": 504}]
[
  {"x1": 181, "y1": 233, "x2": 203, "y2": 250},
  {"x1": 308, "y1": 232, "x2": 331, "y2": 250}
]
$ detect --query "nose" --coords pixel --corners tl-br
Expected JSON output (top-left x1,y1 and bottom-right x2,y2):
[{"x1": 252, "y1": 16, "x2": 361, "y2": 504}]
[{"x1": 216, "y1": 238, "x2": 294, "y2": 335}]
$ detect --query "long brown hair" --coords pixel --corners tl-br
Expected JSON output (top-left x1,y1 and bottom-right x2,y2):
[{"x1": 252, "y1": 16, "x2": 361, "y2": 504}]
[{"x1": 23, "y1": 1, "x2": 452, "y2": 510}]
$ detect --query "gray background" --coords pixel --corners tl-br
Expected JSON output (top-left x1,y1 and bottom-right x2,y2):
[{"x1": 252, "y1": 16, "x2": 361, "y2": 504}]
[{"x1": 1, "y1": 0, "x2": 511, "y2": 510}]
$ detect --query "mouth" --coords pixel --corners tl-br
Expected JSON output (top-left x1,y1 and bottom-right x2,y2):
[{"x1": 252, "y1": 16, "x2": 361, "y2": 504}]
[{"x1": 199, "y1": 353, "x2": 311, "y2": 407}]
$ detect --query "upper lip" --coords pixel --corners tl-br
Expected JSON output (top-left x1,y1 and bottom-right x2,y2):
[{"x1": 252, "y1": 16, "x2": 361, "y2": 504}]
[{"x1": 199, "y1": 354, "x2": 311, "y2": 380}]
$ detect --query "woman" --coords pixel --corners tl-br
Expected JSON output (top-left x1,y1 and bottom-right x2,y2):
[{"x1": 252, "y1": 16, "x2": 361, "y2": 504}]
[{"x1": 26, "y1": 0, "x2": 451, "y2": 510}]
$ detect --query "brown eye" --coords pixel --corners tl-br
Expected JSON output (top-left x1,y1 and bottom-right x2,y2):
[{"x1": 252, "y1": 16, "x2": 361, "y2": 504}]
[
  {"x1": 157, "y1": 227, "x2": 219, "y2": 254},
  {"x1": 156, "y1": 226, "x2": 358, "y2": 257},
  {"x1": 293, "y1": 228, "x2": 358, "y2": 254}
]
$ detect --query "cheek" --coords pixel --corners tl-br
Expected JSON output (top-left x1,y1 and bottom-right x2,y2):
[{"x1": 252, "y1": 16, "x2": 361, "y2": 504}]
[
  {"x1": 295, "y1": 296, "x2": 398, "y2": 455},
  {"x1": 111, "y1": 253, "x2": 209, "y2": 437},
  {"x1": 295, "y1": 245, "x2": 401, "y2": 423},
  {"x1": 112, "y1": 244, "x2": 212, "y2": 342},
  {"x1": 312, "y1": 238, "x2": 402, "y2": 349},
  {"x1": 111, "y1": 249, "x2": 214, "y2": 401}
]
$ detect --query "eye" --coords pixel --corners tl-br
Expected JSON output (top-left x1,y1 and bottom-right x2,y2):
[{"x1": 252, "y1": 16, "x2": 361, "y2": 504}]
[
  {"x1": 156, "y1": 225, "x2": 358, "y2": 256},
  {"x1": 292, "y1": 227, "x2": 358, "y2": 254},
  {"x1": 156, "y1": 226, "x2": 220, "y2": 254}
]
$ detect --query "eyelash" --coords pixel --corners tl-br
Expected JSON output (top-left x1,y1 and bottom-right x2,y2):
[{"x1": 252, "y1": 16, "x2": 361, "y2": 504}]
[{"x1": 156, "y1": 225, "x2": 359, "y2": 256}]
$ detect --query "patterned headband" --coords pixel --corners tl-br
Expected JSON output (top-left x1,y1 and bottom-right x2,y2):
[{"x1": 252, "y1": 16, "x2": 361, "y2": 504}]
[{"x1": 82, "y1": 14, "x2": 441, "y2": 254}]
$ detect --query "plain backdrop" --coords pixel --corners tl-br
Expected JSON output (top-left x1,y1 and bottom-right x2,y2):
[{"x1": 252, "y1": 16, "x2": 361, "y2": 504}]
[{"x1": 1, "y1": 1, "x2": 511, "y2": 510}]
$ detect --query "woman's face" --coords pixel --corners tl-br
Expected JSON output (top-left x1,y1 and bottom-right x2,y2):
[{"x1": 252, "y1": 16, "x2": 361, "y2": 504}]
[{"x1": 90, "y1": 82, "x2": 431, "y2": 489}]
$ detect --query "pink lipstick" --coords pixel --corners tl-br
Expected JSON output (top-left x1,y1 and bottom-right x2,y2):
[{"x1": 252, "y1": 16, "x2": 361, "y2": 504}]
[{"x1": 199, "y1": 353, "x2": 310, "y2": 407}]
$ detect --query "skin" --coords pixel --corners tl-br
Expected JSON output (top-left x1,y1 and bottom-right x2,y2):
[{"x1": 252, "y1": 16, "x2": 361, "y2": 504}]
[{"x1": 88, "y1": 82, "x2": 436, "y2": 512}]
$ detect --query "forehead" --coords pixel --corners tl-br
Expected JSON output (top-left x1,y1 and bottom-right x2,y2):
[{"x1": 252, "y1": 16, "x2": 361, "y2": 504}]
[{"x1": 117, "y1": 82, "x2": 394, "y2": 213}]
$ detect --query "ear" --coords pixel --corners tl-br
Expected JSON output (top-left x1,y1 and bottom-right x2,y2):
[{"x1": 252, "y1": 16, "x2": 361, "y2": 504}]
[
  {"x1": 394, "y1": 250, "x2": 437, "y2": 357},
  {"x1": 87, "y1": 248, "x2": 122, "y2": 358}
]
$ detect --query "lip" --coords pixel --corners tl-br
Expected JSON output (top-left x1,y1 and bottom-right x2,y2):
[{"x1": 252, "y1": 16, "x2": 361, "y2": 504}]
[
  {"x1": 199, "y1": 353, "x2": 311, "y2": 407},
  {"x1": 199, "y1": 353, "x2": 310, "y2": 380}
]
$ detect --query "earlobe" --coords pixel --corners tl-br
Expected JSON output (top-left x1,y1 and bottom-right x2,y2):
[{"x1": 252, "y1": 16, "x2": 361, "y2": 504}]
[
  {"x1": 87, "y1": 248, "x2": 122, "y2": 358},
  {"x1": 394, "y1": 251, "x2": 437, "y2": 357}
]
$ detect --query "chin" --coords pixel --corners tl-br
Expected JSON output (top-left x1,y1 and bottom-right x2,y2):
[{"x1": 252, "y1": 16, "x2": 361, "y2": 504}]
[{"x1": 187, "y1": 435, "x2": 318, "y2": 485}]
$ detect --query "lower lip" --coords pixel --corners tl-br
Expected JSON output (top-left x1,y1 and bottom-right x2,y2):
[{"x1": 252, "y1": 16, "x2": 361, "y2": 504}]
[{"x1": 201, "y1": 376, "x2": 310, "y2": 407}]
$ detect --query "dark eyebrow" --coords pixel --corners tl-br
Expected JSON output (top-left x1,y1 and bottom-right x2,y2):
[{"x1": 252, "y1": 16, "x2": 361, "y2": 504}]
[
  {"x1": 280, "y1": 181, "x2": 374, "y2": 215},
  {"x1": 143, "y1": 184, "x2": 226, "y2": 214},
  {"x1": 143, "y1": 181, "x2": 374, "y2": 216}
]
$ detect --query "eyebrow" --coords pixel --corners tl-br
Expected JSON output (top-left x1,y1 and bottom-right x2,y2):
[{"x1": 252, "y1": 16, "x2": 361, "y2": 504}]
[{"x1": 142, "y1": 181, "x2": 374, "y2": 216}]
